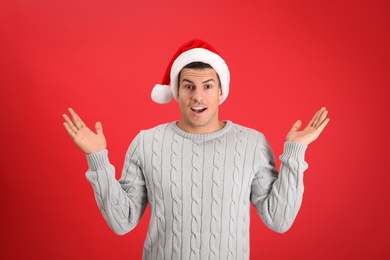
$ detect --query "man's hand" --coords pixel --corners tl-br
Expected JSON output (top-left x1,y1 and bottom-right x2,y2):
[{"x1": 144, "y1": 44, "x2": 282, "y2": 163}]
[
  {"x1": 62, "y1": 108, "x2": 107, "y2": 154},
  {"x1": 286, "y1": 107, "x2": 330, "y2": 145}
]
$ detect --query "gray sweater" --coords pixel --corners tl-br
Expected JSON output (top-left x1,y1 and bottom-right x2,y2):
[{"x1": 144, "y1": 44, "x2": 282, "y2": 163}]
[{"x1": 86, "y1": 121, "x2": 308, "y2": 259}]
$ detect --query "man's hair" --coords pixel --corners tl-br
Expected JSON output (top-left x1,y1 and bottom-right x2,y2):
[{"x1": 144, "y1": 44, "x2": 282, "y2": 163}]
[{"x1": 178, "y1": 61, "x2": 221, "y2": 87}]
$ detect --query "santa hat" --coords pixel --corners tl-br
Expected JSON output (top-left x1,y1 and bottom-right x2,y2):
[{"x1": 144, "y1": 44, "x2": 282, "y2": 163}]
[{"x1": 151, "y1": 39, "x2": 230, "y2": 105}]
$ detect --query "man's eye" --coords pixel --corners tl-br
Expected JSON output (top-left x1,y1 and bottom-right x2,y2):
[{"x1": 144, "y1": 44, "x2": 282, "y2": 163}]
[
  {"x1": 184, "y1": 85, "x2": 193, "y2": 90},
  {"x1": 205, "y1": 85, "x2": 212, "y2": 89}
]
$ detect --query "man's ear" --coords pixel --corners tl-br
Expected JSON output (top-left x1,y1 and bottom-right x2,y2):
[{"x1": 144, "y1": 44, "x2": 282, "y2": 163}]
[{"x1": 219, "y1": 87, "x2": 223, "y2": 100}]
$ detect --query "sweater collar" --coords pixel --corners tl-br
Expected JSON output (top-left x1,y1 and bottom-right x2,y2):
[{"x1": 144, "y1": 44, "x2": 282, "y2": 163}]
[{"x1": 170, "y1": 120, "x2": 232, "y2": 140}]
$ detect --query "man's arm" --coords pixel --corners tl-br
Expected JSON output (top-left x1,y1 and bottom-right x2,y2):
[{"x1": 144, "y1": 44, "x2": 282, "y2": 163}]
[
  {"x1": 62, "y1": 108, "x2": 147, "y2": 235},
  {"x1": 251, "y1": 107, "x2": 329, "y2": 233},
  {"x1": 85, "y1": 136, "x2": 148, "y2": 235}
]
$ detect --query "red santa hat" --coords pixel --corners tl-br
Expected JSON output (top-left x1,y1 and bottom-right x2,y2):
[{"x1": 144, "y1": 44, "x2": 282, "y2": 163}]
[{"x1": 151, "y1": 39, "x2": 230, "y2": 104}]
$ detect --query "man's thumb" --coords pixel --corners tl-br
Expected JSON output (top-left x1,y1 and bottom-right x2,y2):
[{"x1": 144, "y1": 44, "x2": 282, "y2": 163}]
[
  {"x1": 291, "y1": 120, "x2": 302, "y2": 131},
  {"x1": 95, "y1": 121, "x2": 103, "y2": 135}
]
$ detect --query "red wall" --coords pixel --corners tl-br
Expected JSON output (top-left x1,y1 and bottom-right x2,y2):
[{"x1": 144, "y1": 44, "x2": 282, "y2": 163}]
[{"x1": 1, "y1": 0, "x2": 389, "y2": 259}]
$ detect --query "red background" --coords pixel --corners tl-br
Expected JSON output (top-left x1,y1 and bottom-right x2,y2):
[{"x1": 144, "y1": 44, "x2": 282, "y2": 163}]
[{"x1": 1, "y1": 0, "x2": 389, "y2": 259}]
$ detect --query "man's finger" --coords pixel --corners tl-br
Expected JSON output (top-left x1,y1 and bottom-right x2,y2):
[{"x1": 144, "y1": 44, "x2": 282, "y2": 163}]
[
  {"x1": 63, "y1": 122, "x2": 76, "y2": 138},
  {"x1": 291, "y1": 120, "x2": 302, "y2": 131},
  {"x1": 316, "y1": 110, "x2": 328, "y2": 128},
  {"x1": 68, "y1": 108, "x2": 85, "y2": 129},
  {"x1": 95, "y1": 121, "x2": 103, "y2": 135},
  {"x1": 317, "y1": 118, "x2": 330, "y2": 133},
  {"x1": 63, "y1": 114, "x2": 78, "y2": 133},
  {"x1": 310, "y1": 107, "x2": 326, "y2": 127},
  {"x1": 312, "y1": 118, "x2": 330, "y2": 138}
]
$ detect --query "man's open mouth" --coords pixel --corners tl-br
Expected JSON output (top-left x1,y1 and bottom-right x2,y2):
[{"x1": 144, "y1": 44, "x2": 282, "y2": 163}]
[{"x1": 191, "y1": 106, "x2": 207, "y2": 113}]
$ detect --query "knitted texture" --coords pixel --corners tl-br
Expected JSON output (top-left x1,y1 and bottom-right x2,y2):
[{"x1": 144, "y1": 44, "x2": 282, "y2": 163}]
[{"x1": 86, "y1": 121, "x2": 308, "y2": 259}]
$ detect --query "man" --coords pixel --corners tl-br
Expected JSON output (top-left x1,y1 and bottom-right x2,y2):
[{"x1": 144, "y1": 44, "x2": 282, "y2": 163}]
[{"x1": 63, "y1": 39, "x2": 329, "y2": 259}]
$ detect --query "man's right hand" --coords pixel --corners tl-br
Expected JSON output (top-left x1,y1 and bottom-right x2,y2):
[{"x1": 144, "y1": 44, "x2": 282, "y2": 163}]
[{"x1": 62, "y1": 108, "x2": 107, "y2": 154}]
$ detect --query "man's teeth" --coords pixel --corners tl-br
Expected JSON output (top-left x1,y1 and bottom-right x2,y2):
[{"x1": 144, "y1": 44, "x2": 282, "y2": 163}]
[{"x1": 191, "y1": 107, "x2": 206, "y2": 112}]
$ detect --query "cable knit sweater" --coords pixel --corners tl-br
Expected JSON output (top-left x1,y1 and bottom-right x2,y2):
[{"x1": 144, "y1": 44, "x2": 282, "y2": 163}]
[{"x1": 85, "y1": 121, "x2": 308, "y2": 259}]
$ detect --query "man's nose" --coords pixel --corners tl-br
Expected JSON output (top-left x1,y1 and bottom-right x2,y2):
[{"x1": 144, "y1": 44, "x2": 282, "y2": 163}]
[{"x1": 191, "y1": 88, "x2": 204, "y2": 102}]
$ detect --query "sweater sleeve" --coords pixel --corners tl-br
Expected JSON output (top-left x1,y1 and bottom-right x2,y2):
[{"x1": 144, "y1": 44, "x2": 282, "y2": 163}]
[
  {"x1": 251, "y1": 135, "x2": 308, "y2": 233},
  {"x1": 85, "y1": 133, "x2": 148, "y2": 235}
]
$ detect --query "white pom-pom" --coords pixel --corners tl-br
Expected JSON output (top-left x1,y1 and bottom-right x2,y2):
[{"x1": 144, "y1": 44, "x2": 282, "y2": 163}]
[{"x1": 151, "y1": 84, "x2": 173, "y2": 104}]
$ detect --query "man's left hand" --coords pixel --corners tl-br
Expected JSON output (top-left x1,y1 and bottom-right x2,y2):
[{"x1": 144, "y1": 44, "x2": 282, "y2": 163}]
[{"x1": 286, "y1": 107, "x2": 330, "y2": 145}]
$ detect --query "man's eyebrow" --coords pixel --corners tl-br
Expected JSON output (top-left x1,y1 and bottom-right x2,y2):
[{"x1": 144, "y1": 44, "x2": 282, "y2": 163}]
[
  {"x1": 182, "y1": 78, "x2": 194, "y2": 84},
  {"x1": 202, "y1": 79, "x2": 216, "y2": 84},
  {"x1": 181, "y1": 78, "x2": 216, "y2": 84}
]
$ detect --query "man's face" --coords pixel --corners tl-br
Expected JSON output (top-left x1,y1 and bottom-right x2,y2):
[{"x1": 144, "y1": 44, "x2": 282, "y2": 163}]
[{"x1": 177, "y1": 68, "x2": 223, "y2": 134}]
